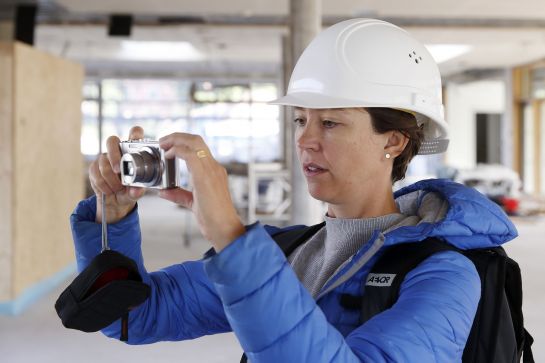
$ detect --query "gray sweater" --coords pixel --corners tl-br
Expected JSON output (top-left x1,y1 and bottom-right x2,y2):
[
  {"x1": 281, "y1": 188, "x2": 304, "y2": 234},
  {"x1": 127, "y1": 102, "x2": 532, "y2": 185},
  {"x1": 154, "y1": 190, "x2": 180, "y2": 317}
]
[{"x1": 287, "y1": 212, "x2": 406, "y2": 298}]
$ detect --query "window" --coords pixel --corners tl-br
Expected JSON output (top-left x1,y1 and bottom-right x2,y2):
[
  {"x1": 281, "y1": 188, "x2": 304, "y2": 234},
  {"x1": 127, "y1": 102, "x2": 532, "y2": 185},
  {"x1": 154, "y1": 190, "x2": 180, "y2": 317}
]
[{"x1": 81, "y1": 79, "x2": 281, "y2": 164}]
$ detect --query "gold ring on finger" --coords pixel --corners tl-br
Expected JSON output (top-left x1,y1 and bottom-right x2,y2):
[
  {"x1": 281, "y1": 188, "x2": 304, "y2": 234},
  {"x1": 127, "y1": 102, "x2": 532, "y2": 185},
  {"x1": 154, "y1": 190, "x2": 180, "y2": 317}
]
[{"x1": 196, "y1": 149, "x2": 207, "y2": 159}]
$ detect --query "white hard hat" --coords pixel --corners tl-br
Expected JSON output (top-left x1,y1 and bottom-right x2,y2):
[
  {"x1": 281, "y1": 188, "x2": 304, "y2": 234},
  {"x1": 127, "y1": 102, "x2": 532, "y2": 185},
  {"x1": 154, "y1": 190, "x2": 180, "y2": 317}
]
[{"x1": 271, "y1": 18, "x2": 449, "y2": 154}]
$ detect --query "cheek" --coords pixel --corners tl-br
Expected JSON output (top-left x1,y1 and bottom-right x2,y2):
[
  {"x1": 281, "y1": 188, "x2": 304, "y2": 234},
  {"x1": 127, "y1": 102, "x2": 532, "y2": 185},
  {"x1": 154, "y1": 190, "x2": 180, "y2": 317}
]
[
  {"x1": 329, "y1": 139, "x2": 381, "y2": 178},
  {"x1": 294, "y1": 129, "x2": 304, "y2": 156}
]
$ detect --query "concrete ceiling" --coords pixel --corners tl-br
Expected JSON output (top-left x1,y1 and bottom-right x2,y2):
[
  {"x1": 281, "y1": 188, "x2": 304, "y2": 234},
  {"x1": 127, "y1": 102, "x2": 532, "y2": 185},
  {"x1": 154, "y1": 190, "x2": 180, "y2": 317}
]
[
  {"x1": 53, "y1": 0, "x2": 545, "y2": 19},
  {"x1": 19, "y1": 0, "x2": 545, "y2": 79}
]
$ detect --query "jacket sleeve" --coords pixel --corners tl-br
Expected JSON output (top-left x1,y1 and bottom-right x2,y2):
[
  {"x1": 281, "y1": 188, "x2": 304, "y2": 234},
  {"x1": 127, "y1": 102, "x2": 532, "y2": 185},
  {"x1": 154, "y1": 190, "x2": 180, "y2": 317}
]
[
  {"x1": 70, "y1": 196, "x2": 231, "y2": 344},
  {"x1": 203, "y1": 223, "x2": 481, "y2": 363}
]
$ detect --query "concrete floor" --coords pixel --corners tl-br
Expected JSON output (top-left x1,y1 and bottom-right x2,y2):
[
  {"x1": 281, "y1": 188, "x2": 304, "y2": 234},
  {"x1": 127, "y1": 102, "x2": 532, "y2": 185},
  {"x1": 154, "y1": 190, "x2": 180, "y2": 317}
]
[{"x1": 1, "y1": 194, "x2": 543, "y2": 362}]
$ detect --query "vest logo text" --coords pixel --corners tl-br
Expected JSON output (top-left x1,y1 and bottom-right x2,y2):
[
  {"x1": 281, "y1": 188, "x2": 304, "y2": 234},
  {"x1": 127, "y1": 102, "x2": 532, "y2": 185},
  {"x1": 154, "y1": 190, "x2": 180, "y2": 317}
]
[{"x1": 366, "y1": 273, "x2": 396, "y2": 287}]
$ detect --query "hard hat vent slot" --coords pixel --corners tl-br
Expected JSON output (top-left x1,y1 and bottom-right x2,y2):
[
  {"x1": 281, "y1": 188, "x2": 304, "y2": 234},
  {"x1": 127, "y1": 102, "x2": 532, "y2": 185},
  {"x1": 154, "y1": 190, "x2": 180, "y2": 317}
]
[{"x1": 409, "y1": 51, "x2": 423, "y2": 64}]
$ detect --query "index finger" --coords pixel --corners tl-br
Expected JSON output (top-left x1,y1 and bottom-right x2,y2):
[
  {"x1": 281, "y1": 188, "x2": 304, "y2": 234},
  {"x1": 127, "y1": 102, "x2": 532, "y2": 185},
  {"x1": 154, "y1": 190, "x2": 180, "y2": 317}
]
[
  {"x1": 159, "y1": 132, "x2": 204, "y2": 151},
  {"x1": 158, "y1": 132, "x2": 185, "y2": 150},
  {"x1": 106, "y1": 136, "x2": 122, "y2": 173}
]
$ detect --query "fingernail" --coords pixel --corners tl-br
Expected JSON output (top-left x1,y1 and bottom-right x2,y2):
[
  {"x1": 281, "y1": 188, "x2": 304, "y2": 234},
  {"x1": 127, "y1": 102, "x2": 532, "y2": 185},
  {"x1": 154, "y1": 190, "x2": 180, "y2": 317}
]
[{"x1": 114, "y1": 165, "x2": 120, "y2": 173}]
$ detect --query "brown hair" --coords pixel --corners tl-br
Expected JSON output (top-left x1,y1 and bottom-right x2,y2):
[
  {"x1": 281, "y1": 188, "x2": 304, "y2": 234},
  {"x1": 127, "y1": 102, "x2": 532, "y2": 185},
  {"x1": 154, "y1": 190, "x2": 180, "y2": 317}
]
[{"x1": 364, "y1": 108, "x2": 424, "y2": 183}]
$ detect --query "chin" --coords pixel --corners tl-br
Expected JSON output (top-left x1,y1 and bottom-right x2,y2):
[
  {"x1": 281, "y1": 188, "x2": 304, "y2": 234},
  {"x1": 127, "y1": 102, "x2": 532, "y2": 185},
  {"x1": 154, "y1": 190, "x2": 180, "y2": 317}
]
[{"x1": 307, "y1": 183, "x2": 333, "y2": 203}]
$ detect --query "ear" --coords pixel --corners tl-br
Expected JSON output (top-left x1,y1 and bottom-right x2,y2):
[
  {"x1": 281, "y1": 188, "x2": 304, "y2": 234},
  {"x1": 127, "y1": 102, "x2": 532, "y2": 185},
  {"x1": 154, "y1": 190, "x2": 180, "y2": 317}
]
[{"x1": 384, "y1": 130, "x2": 409, "y2": 158}]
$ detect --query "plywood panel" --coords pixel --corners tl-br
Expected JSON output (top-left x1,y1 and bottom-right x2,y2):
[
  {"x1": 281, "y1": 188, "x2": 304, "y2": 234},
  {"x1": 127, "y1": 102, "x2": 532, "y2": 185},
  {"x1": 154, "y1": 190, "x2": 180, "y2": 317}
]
[
  {"x1": 0, "y1": 42, "x2": 13, "y2": 300},
  {"x1": 13, "y1": 43, "x2": 84, "y2": 296}
]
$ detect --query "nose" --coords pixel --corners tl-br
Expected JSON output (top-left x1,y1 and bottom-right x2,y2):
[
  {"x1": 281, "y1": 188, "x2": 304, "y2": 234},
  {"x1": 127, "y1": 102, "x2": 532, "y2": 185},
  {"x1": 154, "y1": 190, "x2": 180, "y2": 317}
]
[{"x1": 296, "y1": 121, "x2": 321, "y2": 152}]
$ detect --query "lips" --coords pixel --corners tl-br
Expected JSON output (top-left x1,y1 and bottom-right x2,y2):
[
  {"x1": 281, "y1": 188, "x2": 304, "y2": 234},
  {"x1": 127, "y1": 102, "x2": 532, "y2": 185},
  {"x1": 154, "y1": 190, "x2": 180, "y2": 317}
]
[{"x1": 303, "y1": 162, "x2": 328, "y2": 177}]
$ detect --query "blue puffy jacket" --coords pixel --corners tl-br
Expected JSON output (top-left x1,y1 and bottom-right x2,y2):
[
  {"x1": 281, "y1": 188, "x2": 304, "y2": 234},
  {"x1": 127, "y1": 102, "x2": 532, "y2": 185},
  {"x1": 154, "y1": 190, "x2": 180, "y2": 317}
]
[{"x1": 70, "y1": 179, "x2": 518, "y2": 362}]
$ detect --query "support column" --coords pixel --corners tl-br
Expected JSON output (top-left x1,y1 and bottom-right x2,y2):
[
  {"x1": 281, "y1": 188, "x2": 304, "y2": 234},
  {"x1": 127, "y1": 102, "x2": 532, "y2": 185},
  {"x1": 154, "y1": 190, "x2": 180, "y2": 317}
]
[
  {"x1": 281, "y1": 35, "x2": 293, "y2": 173},
  {"x1": 512, "y1": 68, "x2": 523, "y2": 179},
  {"x1": 288, "y1": 0, "x2": 324, "y2": 225},
  {"x1": 533, "y1": 100, "x2": 541, "y2": 195},
  {"x1": 502, "y1": 68, "x2": 514, "y2": 169},
  {"x1": 97, "y1": 80, "x2": 104, "y2": 154}
]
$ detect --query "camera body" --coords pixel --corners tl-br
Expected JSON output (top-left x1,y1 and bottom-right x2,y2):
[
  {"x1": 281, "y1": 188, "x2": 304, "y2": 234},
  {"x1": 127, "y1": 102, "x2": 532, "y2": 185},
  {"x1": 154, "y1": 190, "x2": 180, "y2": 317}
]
[{"x1": 119, "y1": 140, "x2": 179, "y2": 189}]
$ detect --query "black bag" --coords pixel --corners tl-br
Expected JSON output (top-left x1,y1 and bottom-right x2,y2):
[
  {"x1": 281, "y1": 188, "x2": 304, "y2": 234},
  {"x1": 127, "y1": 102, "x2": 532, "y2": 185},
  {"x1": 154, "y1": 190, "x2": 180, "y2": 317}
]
[
  {"x1": 242, "y1": 223, "x2": 534, "y2": 363},
  {"x1": 54, "y1": 249, "x2": 151, "y2": 341},
  {"x1": 344, "y1": 237, "x2": 535, "y2": 363}
]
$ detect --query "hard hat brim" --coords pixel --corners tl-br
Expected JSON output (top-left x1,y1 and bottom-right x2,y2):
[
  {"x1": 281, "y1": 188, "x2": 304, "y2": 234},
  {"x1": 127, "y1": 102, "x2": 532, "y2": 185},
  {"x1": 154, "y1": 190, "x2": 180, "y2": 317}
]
[
  {"x1": 269, "y1": 92, "x2": 376, "y2": 110},
  {"x1": 269, "y1": 92, "x2": 449, "y2": 155}
]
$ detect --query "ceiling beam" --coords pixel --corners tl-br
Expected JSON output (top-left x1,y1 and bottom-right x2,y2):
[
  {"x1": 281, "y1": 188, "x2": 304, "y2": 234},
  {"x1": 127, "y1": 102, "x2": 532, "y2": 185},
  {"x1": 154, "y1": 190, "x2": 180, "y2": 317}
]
[{"x1": 28, "y1": 13, "x2": 545, "y2": 29}]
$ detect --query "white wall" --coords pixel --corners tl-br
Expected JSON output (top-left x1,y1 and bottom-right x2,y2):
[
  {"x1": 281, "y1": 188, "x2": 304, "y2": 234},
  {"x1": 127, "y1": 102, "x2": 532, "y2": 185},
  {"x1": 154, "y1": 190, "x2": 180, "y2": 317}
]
[{"x1": 445, "y1": 80, "x2": 506, "y2": 169}]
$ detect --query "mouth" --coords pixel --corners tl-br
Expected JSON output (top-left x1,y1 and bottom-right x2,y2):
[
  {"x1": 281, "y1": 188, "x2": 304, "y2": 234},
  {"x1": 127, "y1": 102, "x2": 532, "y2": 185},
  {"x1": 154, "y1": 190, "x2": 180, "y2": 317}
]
[{"x1": 303, "y1": 162, "x2": 328, "y2": 177}]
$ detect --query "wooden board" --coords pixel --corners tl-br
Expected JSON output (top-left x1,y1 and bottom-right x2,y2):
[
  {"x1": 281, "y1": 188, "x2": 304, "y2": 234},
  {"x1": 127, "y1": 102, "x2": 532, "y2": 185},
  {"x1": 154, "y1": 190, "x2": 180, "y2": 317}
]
[
  {"x1": 0, "y1": 42, "x2": 13, "y2": 301},
  {"x1": 12, "y1": 43, "x2": 84, "y2": 297}
]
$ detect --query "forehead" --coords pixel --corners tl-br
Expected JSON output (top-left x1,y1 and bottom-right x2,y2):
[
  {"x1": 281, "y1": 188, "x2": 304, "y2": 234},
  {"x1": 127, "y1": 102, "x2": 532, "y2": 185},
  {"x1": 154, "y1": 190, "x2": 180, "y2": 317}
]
[
  {"x1": 294, "y1": 107, "x2": 350, "y2": 112},
  {"x1": 294, "y1": 107, "x2": 368, "y2": 117}
]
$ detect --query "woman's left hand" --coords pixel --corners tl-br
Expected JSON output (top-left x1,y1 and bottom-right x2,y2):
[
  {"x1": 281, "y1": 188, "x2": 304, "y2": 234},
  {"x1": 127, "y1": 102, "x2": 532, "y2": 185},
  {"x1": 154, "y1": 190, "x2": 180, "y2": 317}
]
[{"x1": 158, "y1": 133, "x2": 245, "y2": 252}]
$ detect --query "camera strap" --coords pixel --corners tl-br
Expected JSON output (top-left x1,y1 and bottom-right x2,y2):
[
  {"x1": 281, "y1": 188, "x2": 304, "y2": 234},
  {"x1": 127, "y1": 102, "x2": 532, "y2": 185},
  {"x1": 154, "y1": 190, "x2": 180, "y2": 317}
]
[
  {"x1": 55, "y1": 193, "x2": 151, "y2": 341},
  {"x1": 101, "y1": 194, "x2": 130, "y2": 340},
  {"x1": 101, "y1": 193, "x2": 110, "y2": 252}
]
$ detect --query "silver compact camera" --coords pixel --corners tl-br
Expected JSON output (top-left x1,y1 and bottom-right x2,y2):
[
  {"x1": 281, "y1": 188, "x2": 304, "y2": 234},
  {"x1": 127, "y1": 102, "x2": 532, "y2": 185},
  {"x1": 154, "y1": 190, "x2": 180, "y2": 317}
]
[{"x1": 119, "y1": 139, "x2": 179, "y2": 189}]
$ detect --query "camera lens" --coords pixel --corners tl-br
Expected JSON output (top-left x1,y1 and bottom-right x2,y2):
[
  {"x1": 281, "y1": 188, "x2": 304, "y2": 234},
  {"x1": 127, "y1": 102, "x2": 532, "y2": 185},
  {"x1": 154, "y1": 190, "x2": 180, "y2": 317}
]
[
  {"x1": 120, "y1": 151, "x2": 160, "y2": 185},
  {"x1": 123, "y1": 160, "x2": 135, "y2": 176}
]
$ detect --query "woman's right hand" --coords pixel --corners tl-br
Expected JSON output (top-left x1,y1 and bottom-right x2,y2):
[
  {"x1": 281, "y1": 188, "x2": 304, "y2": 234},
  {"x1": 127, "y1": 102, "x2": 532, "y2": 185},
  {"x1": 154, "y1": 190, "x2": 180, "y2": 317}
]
[{"x1": 89, "y1": 126, "x2": 146, "y2": 224}]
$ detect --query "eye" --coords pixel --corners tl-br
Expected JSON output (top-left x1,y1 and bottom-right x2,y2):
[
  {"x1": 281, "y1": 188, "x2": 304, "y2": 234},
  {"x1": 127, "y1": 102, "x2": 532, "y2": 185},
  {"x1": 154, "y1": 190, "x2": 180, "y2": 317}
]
[
  {"x1": 293, "y1": 117, "x2": 306, "y2": 127},
  {"x1": 322, "y1": 120, "x2": 338, "y2": 128}
]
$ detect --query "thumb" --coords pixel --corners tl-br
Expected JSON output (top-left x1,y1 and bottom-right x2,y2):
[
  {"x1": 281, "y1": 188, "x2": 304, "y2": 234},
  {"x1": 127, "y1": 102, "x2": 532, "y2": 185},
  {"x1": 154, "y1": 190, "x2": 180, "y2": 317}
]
[
  {"x1": 128, "y1": 187, "x2": 145, "y2": 200},
  {"x1": 159, "y1": 188, "x2": 193, "y2": 209}
]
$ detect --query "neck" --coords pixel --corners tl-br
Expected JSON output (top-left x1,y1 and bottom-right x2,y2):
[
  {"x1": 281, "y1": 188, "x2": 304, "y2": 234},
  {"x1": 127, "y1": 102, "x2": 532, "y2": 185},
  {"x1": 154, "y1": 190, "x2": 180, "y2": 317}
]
[{"x1": 327, "y1": 186, "x2": 399, "y2": 219}]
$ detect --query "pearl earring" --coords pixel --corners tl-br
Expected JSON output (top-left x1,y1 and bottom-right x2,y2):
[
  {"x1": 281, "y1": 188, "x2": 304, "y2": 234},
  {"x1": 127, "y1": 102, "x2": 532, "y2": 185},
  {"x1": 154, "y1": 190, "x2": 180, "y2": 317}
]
[{"x1": 385, "y1": 153, "x2": 391, "y2": 159}]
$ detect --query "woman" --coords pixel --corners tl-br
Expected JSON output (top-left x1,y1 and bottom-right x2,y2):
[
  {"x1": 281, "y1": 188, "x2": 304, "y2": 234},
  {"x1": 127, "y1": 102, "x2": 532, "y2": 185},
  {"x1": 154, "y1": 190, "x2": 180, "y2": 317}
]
[{"x1": 74, "y1": 19, "x2": 517, "y2": 362}]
